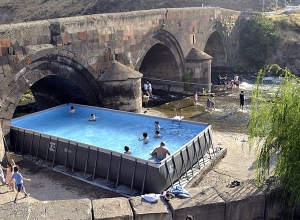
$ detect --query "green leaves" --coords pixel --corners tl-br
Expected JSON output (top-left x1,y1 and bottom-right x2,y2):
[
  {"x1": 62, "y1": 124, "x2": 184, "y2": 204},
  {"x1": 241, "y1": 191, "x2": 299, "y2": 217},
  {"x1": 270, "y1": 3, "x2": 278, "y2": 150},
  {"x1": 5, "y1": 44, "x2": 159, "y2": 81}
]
[
  {"x1": 247, "y1": 65, "x2": 300, "y2": 214},
  {"x1": 239, "y1": 14, "x2": 280, "y2": 69}
]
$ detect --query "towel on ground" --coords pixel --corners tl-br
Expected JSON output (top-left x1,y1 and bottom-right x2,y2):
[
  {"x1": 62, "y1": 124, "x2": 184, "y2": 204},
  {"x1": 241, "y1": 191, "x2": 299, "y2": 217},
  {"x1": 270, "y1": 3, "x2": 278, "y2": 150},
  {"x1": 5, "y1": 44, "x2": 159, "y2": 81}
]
[{"x1": 141, "y1": 193, "x2": 160, "y2": 203}]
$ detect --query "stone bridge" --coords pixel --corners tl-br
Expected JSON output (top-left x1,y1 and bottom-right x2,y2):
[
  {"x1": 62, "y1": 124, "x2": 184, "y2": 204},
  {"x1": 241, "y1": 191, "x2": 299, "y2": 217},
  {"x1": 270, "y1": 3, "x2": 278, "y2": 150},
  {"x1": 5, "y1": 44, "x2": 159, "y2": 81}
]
[{"x1": 0, "y1": 7, "x2": 245, "y2": 155}]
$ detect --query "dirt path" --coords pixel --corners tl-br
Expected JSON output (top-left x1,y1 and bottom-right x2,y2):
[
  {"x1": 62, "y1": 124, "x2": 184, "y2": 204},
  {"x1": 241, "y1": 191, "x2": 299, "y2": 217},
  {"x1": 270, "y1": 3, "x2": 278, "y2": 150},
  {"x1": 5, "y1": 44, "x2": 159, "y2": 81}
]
[{"x1": 0, "y1": 160, "x2": 121, "y2": 205}]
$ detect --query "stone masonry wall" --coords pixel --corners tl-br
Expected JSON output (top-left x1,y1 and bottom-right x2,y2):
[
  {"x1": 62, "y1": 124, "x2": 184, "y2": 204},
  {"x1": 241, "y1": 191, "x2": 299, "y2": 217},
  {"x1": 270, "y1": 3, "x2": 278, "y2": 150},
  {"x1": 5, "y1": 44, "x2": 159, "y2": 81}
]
[{"x1": 0, "y1": 186, "x2": 293, "y2": 220}]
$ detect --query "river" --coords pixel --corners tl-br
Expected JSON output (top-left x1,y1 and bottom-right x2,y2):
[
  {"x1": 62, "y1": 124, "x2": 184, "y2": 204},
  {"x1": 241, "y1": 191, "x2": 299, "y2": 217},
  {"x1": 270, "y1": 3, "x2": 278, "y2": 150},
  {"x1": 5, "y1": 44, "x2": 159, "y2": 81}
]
[{"x1": 149, "y1": 72, "x2": 281, "y2": 133}]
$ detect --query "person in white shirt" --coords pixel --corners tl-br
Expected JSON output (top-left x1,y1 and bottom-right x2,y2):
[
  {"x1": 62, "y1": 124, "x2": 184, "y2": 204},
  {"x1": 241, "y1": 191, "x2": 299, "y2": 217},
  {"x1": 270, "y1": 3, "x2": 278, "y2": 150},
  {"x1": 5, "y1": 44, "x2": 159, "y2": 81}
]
[
  {"x1": 147, "y1": 81, "x2": 153, "y2": 98},
  {"x1": 143, "y1": 82, "x2": 149, "y2": 95}
]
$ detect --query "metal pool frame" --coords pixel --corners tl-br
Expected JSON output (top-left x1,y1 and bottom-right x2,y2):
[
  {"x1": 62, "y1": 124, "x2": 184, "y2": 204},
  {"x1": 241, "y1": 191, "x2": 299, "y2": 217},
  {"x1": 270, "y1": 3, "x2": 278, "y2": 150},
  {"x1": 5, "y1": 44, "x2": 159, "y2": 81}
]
[{"x1": 10, "y1": 121, "x2": 214, "y2": 194}]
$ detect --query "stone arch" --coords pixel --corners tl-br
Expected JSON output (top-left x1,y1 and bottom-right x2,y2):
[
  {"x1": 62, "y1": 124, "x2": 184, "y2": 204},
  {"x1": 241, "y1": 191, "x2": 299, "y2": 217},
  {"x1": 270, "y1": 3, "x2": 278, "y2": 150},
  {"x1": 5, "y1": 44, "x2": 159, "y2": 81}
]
[
  {"x1": 134, "y1": 29, "x2": 185, "y2": 81},
  {"x1": 203, "y1": 23, "x2": 227, "y2": 67},
  {"x1": 0, "y1": 47, "x2": 101, "y2": 131}
]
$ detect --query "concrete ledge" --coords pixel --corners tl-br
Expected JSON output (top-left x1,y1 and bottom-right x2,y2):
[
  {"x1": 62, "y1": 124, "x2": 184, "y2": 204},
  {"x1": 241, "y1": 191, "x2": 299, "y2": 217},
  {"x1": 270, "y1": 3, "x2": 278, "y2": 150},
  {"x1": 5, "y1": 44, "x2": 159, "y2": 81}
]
[
  {"x1": 168, "y1": 186, "x2": 225, "y2": 220},
  {"x1": 214, "y1": 180, "x2": 265, "y2": 220},
  {"x1": 93, "y1": 197, "x2": 133, "y2": 220},
  {"x1": 0, "y1": 202, "x2": 31, "y2": 220},
  {"x1": 186, "y1": 148, "x2": 227, "y2": 188},
  {"x1": 129, "y1": 196, "x2": 172, "y2": 220},
  {"x1": 30, "y1": 198, "x2": 92, "y2": 220}
]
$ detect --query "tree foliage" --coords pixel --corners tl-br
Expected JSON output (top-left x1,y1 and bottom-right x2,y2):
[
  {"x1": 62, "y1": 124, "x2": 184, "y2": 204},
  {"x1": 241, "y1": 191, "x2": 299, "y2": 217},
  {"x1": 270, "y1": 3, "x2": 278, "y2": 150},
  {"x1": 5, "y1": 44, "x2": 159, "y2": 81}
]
[
  {"x1": 247, "y1": 65, "x2": 300, "y2": 213},
  {"x1": 239, "y1": 14, "x2": 280, "y2": 69}
]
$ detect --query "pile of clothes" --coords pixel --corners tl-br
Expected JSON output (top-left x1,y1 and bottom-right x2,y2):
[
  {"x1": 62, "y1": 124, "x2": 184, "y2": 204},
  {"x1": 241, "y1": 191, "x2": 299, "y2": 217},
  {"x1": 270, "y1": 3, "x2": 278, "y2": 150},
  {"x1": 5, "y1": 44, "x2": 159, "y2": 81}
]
[
  {"x1": 227, "y1": 180, "x2": 241, "y2": 188},
  {"x1": 162, "y1": 186, "x2": 191, "y2": 201},
  {"x1": 141, "y1": 186, "x2": 191, "y2": 203}
]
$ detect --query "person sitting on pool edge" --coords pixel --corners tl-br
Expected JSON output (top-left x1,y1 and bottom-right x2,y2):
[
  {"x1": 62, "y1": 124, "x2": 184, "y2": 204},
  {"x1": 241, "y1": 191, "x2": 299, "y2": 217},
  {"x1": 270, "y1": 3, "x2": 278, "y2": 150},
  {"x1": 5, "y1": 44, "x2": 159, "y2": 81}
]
[
  {"x1": 69, "y1": 106, "x2": 76, "y2": 114},
  {"x1": 154, "y1": 121, "x2": 161, "y2": 130},
  {"x1": 154, "y1": 130, "x2": 162, "y2": 139},
  {"x1": 89, "y1": 113, "x2": 97, "y2": 121},
  {"x1": 138, "y1": 132, "x2": 149, "y2": 144},
  {"x1": 124, "y1": 146, "x2": 131, "y2": 154},
  {"x1": 150, "y1": 141, "x2": 170, "y2": 160}
]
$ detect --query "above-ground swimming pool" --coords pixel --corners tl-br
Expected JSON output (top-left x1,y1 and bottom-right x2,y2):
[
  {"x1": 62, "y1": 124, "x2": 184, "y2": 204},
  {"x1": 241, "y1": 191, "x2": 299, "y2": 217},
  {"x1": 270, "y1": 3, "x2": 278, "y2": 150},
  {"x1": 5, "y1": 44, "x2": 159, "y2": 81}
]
[{"x1": 10, "y1": 104, "x2": 213, "y2": 193}]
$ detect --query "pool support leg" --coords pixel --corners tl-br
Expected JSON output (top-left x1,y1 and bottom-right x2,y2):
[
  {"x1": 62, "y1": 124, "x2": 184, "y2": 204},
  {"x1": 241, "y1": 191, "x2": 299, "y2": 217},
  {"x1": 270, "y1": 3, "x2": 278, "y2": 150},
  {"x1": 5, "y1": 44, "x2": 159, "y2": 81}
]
[
  {"x1": 130, "y1": 159, "x2": 137, "y2": 192},
  {"x1": 172, "y1": 156, "x2": 181, "y2": 186},
  {"x1": 64, "y1": 141, "x2": 70, "y2": 172},
  {"x1": 92, "y1": 148, "x2": 99, "y2": 181},
  {"x1": 193, "y1": 142, "x2": 201, "y2": 170},
  {"x1": 71, "y1": 143, "x2": 79, "y2": 175},
  {"x1": 164, "y1": 162, "x2": 174, "y2": 190},
  {"x1": 29, "y1": 132, "x2": 35, "y2": 161},
  {"x1": 208, "y1": 129, "x2": 216, "y2": 156},
  {"x1": 185, "y1": 146, "x2": 194, "y2": 176},
  {"x1": 106, "y1": 152, "x2": 112, "y2": 184},
  {"x1": 198, "y1": 136, "x2": 206, "y2": 166},
  {"x1": 141, "y1": 162, "x2": 148, "y2": 195},
  {"x1": 14, "y1": 129, "x2": 19, "y2": 154},
  {"x1": 44, "y1": 137, "x2": 51, "y2": 165},
  {"x1": 180, "y1": 150, "x2": 189, "y2": 181},
  {"x1": 115, "y1": 155, "x2": 122, "y2": 188},
  {"x1": 84, "y1": 146, "x2": 91, "y2": 178},
  {"x1": 20, "y1": 130, "x2": 25, "y2": 154},
  {"x1": 51, "y1": 138, "x2": 59, "y2": 168},
  {"x1": 35, "y1": 134, "x2": 42, "y2": 160}
]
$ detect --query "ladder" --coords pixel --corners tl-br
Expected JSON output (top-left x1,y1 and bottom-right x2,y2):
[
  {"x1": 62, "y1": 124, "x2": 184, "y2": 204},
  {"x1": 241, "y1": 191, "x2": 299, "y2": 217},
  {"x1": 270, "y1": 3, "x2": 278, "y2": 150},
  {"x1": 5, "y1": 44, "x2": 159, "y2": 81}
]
[{"x1": 172, "y1": 108, "x2": 184, "y2": 124}]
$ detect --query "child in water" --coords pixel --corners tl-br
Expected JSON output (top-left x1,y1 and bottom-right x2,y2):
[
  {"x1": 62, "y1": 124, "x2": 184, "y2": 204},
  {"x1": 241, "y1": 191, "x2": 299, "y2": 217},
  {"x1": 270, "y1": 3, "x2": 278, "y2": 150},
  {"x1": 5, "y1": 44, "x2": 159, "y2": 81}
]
[
  {"x1": 154, "y1": 130, "x2": 162, "y2": 138},
  {"x1": 124, "y1": 146, "x2": 132, "y2": 154},
  {"x1": 154, "y1": 121, "x2": 161, "y2": 130},
  {"x1": 69, "y1": 106, "x2": 76, "y2": 114},
  {"x1": 89, "y1": 114, "x2": 96, "y2": 121},
  {"x1": 138, "y1": 132, "x2": 149, "y2": 144}
]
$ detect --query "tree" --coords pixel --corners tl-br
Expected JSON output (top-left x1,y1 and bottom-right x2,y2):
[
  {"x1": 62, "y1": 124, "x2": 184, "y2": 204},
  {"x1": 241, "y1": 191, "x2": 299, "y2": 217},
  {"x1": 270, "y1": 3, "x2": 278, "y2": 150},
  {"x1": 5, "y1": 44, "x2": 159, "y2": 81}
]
[
  {"x1": 247, "y1": 65, "x2": 300, "y2": 214},
  {"x1": 239, "y1": 14, "x2": 280, "y2": 69}
]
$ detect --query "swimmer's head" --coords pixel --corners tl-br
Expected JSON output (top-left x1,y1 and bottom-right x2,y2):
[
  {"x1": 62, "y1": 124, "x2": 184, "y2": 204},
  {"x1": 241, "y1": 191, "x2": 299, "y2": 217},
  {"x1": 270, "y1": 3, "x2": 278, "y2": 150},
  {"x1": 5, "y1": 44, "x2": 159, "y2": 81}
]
[
  {"x1": 143, "y1": 132, "x2": 148, "y2": 138},
  {"x1": 160, "y1": 141, "x2": 166, "y2": 146},
  {"x1": 155, "y1": 130, "x2": 160, "y2": 135},
  {"x1": 154, "y1": 121, "x2": 159, "y2": 125},
  {"x1": 124, "y1": 146, "x2": 130, "y2": 152}
]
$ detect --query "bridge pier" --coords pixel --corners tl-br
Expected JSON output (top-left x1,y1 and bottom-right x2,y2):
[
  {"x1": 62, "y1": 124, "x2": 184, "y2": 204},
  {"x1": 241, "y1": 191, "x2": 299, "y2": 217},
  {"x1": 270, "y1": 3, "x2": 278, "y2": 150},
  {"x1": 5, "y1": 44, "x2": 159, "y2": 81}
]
[{"x1": 185, "y1": 47, "x2": 212, "y2": 93}]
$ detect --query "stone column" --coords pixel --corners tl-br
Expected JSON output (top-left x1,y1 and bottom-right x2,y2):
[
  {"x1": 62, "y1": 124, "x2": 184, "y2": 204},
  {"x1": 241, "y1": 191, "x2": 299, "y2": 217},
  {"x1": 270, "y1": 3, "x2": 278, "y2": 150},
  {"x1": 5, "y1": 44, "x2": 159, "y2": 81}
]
[
  {"x1": 98, "y1": 61, "x2": 143, "y2": 113},
  {"x1": 185, "y1": 47, "x2": 212, "y2": 93}
]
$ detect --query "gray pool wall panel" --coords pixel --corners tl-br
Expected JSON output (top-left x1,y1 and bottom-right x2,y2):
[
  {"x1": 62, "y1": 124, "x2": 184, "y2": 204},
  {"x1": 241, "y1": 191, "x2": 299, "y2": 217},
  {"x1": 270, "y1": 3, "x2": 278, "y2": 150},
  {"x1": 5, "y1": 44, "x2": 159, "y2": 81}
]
[{"x1": 10, "y1": 126, "x2": 212, "y2": 193}]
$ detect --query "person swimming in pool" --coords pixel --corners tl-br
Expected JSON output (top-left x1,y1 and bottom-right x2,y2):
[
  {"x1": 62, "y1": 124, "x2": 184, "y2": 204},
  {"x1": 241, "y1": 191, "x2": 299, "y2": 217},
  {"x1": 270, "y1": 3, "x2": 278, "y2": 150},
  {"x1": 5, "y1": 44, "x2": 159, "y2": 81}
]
[
  {"x1": 154, "y1": 130, "x2": 162, "y2": 139},
  {"x1": 138, "y1": 132, "x2": 149, "y2": 144},
  {"x1": 69, "y1": 106, "x2": 76, "y2": 114},
  {"x1": 89, "y1": 114, "x2": 97, "y2": 121},
  {"x1": 150, "y1": 141, "x2": 170, "y2": 160},
  {"x1": 154, "y1": 121, "x2": 161, "y2": 130},
  {"x1": 124, "y1": 146, "x2": 132, "y2": 154}
]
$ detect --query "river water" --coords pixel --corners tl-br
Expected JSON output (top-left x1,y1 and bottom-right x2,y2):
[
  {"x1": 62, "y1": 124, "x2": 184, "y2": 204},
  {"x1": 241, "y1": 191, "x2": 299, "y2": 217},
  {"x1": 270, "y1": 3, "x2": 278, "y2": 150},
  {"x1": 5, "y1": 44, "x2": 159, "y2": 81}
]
[{"x1": 149, "y1": 72, "x2": 281, "y2": 134}]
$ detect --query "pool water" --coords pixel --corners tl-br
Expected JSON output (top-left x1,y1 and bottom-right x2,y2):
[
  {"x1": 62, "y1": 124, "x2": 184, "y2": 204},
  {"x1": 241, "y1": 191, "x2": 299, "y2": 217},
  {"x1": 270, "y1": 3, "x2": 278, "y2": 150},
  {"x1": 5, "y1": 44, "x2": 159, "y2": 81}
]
[{"x1": 11, "y1": 104, "x2": 208, "y2": 160}]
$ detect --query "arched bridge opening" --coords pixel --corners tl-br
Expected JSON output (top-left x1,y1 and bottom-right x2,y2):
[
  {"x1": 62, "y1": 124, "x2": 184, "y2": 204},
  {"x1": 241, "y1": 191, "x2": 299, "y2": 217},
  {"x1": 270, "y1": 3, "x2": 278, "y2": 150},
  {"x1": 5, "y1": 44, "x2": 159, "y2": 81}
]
[
  {"x1": 204, "y1": 31, "x2": 227, "y2": 84},
  {"x1": 137, "y1": 29, "x2": 185, "y2": 92},
  {"x1": 139, "y1": 43, "x2": 180, "y2": 82},
  {"x1": 9, "y1": 53, "x2": 100, "y2": 119}
]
